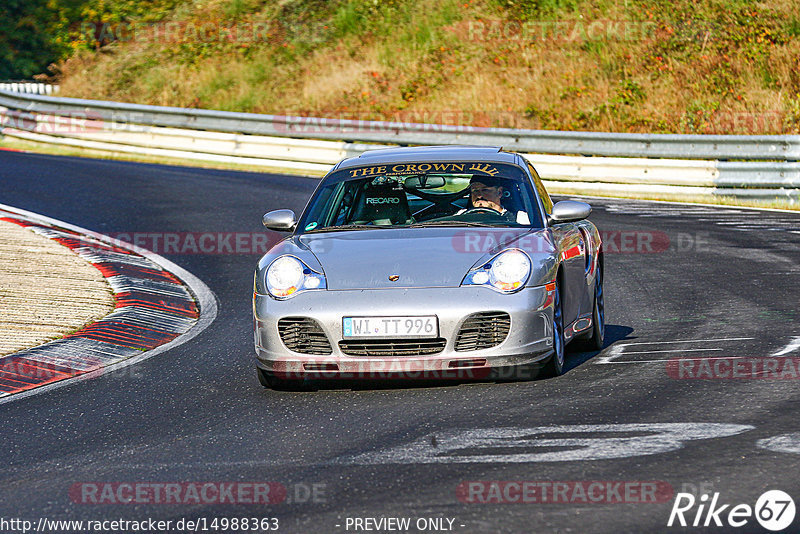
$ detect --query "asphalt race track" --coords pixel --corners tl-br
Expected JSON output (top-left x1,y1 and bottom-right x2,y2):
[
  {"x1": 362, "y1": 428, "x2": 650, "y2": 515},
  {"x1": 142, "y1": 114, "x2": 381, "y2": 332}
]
[{"x1": 1, "y1": 150, "x2": 799, "y2": 533}]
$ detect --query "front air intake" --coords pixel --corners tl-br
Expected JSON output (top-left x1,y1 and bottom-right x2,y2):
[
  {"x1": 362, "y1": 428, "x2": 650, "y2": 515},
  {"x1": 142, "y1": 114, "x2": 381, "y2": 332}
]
[
  {"x1": 339, "y1": 338, "x2": 447, "y2": 357},
  {"x1": 277, "y1": 317, "x2": 333, "y2": 355},
  {"x1": 454, "y1": 312, "x2": 511, "y2": 351}
]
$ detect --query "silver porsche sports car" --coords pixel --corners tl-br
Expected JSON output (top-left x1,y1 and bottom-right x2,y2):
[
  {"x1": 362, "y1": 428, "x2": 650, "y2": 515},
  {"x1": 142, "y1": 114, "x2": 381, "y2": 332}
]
[{"x1": 253, "y1": 146, "x2": 603, "y2": 389}]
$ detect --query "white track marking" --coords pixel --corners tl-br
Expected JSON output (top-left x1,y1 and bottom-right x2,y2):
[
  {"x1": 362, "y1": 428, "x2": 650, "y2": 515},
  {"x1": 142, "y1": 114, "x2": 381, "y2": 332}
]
[
  {"x1": 604, "y1": 356, "x2": 752, "y2": 364},
  {"x1": 598, "y1": 336, "x2": 800, "y2": 364},
  {"x1": 772, "y1": 336, "x2": 800, "y2": 356},
  {"x1": 0, "y1": 203, "x2": 218, "y2": 405},
  {"x1": 594, "y1": 344, "x2": 624, "y2": 364},
  {"x1": 622, "y1": 337, "x2": 754, "y2": 346},
  {"x1": 757, "y1": 433, "x2": 800, "y2": 455},
  {"x1": 331, "y1": 423, "x2": 754, "y2": 464},
  {"x1": 574, "y1": 194, "x2": 800, "y2": 215},
  {"x1": 581, "y1": 196, "x2": 800, "y2": 237},
  {"x1": 595, "y1": 338, "x2": 754, "y2": 364},
  {"x1": 621, "y1": 348, "x2": 723, "y2": 355}
]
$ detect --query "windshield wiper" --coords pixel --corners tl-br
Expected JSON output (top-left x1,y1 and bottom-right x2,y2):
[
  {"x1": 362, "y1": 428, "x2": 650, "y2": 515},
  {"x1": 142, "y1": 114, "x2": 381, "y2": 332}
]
[
  {"x1": 306, "y1": 221, "x2": 506, "y2": 232},
  {"x1": 409, "y1": 220, "x2": 502, "y2": 228},
  {"x1": 305, "y1": 224, "x2": 401, "y2": 233}
]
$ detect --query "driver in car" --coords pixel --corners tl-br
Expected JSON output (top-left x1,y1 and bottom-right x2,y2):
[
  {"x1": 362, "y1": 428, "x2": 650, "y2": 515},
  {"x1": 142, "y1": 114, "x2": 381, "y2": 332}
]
[{"x1": 457, "y1": 176, "x2": 530, "y2": 224}]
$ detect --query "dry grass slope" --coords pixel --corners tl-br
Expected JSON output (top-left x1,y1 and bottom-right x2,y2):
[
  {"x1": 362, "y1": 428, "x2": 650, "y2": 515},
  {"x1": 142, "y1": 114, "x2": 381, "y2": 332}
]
[{"x1": 56, "y1": 0, "x2": 800, "y2": 134}]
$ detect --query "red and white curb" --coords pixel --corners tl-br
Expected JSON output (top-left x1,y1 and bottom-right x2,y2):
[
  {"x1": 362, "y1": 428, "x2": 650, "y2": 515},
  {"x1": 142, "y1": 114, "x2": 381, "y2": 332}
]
[{"x1": 0, "y1": 203, "x2": 217, "y2": 404}]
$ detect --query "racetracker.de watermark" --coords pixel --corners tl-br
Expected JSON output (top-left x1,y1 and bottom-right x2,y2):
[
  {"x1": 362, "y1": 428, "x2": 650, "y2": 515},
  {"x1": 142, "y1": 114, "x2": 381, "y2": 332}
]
[
  {"x1": 75, "y1": 229, "x2": 711, "y2": 256},
  {"x1": 667, "y1": 357, "x2": 800, "y2": 380},
  {"x1": 0, "y1": 109, "x2": 179, "y2": 135},
  {"x1": 451, "y1": 230, "x2": 707, "y2": 255},
  {"x1": 0, "y1": 358, "x2": 143, "y2": 382},
  {"x1": 76, "y1": 21, "x2": 274, "y2": 44},
  {"x1": 70, "y1": 482, "x2": 284, "y2": 505},
  {"x1": 106, "y1": 232, "x2": 281, "y2": 255},
  {"x1": 457, "y1": 481, "x2": 673, "y2": 504},
  {"x1": 0, "y1": 109, "x2": 104, "y2": 135},
  {"x1": 0, "y1": 109, "x2": 521, "y2": 135},
  {"x1": 268, "y1": 359, "x2": 539, "y2": 381},
  {"x1": 685, "y1": 111, "x2": 790, "y2": 135},
  {"x1": 96, "y1": 229, "x2": 709, "y2": 256},
  {"x1": 270, "y1": 110, "x2": 511, "y2": 134},
  {"x1": 463, "y1": 19, "x2": 657, "y2": 43},
  {"x1": 69, "y1": 482, "x2": 326, "y2": 505}
]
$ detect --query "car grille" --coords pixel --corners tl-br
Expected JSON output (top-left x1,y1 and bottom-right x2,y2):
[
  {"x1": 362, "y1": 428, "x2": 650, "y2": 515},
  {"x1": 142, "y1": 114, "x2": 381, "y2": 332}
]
[
  {"x1": 277, "y1": 317, "x2": 332, "y2": 355},
  {"x1": 454, "y1": 312, "x2": 511, "y2": 351},
  {"x1": 339, "y1": 338, "x2": 447, "y2": 357}
]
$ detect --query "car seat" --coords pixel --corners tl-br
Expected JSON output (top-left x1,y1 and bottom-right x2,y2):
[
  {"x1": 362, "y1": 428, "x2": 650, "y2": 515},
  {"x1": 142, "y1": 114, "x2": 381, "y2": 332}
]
[{"x1": 350, "y1": 181, "x2": 413, "y2": 225}]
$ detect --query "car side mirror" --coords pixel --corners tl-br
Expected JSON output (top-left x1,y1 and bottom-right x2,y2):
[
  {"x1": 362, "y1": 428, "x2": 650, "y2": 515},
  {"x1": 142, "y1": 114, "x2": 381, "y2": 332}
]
[
  {"x1": 262, "y1": 209, "x2": 296, "y2": 231},
  {"x1": 548, "y1": 200, "x2": 591, "y2": 225}
]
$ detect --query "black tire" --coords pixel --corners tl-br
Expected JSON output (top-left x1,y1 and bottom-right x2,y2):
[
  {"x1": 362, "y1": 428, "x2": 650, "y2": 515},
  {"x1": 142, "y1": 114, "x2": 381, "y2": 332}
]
[
  {"x1": 574, "y1": 259, "x2": 605, "y2": 351},
  {"x1": 540, "y1": 278, "x2": 566, "y2": 377},
  {"x1": 256, "y1": 367, "x2": 308, "y2": 391}
]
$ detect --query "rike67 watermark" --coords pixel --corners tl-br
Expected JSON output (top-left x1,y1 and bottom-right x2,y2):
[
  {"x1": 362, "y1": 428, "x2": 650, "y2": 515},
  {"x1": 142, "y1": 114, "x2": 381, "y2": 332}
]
[{"x1": 668, "y1": 490, "x2": 796, "y2": 531}]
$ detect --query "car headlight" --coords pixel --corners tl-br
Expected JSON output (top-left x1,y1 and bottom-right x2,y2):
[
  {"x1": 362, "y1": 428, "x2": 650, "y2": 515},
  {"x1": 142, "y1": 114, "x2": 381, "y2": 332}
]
[
  {"x1": 463, "y1": 249, "x2": 531, "y2": 293},
  {"x1": 265, "y1": 255, "x2": 326, "y2": 299}
]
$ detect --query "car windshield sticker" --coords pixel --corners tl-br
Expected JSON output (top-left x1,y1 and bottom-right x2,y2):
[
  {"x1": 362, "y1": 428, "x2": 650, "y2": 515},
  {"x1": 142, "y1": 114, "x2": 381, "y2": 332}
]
[
  {"x1": 305, "y1": 222, "x2": 318, "y2": 231},
  {"x1": 348, "y1": 162, "x2": 500, "y2": 178}
]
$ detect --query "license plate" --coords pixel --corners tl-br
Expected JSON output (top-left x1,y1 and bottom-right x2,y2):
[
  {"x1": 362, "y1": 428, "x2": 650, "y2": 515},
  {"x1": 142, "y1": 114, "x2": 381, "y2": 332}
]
[{"x1": 342, "y1": 316, "x2": 438, "y2": 338}]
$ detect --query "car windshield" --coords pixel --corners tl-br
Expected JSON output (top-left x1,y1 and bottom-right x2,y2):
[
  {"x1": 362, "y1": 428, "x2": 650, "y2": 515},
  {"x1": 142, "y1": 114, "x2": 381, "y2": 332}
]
[{"x1": 297, "y1": 161, "x2": 543, "y2": 233}]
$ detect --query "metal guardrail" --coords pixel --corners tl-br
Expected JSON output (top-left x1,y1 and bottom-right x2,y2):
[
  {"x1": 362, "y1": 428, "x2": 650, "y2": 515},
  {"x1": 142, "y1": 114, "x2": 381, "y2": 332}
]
[
  {"x1": 0, "y1": 83, "x2": 59, "y2": 96},
  {"x1": 0, "y1": 90, "x2": 797, "y2": 161},
  {"x1": 0, "y1": 90, "x2": 798, "y2": 202}
]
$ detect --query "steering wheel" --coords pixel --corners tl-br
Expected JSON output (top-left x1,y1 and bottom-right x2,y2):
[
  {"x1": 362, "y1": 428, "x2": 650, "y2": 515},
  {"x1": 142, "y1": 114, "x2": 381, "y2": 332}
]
[{"x1": 462, "y1": 207, "x2": 503, "y2": 216}]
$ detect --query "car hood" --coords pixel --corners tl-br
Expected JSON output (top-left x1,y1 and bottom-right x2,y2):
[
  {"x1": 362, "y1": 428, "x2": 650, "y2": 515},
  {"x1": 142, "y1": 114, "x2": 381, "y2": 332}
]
[{"x1": 298, "y1": 227, "x2": 546, "y2": 290}]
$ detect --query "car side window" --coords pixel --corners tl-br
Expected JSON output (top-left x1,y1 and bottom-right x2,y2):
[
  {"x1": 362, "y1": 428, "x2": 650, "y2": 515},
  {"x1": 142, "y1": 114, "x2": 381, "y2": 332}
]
[{"x1": 527, "y1": 161, "x2": 553, "y2": 214}]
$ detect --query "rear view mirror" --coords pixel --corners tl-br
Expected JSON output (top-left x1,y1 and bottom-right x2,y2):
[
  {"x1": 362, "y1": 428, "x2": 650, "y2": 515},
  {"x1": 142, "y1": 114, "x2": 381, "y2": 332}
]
[
  {"x1": 262, "y1": 209, "x2": 296, "y2": 231},
  {"x1": 403, "y1": 175, "x2": 446, "y2": 189},
  {"x1": 549, "y1": 201, "x2": 591, "y2": 225}
]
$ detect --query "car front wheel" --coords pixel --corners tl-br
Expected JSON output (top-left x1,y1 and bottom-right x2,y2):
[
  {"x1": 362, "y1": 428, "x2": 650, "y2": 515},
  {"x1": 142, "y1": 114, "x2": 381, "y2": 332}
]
[
  {"x1": 575, "y1": 259, "x2": 605, "y2": 351},
  {"x1": 540, "y1": 279, "x2": 565, "y2": 377}
]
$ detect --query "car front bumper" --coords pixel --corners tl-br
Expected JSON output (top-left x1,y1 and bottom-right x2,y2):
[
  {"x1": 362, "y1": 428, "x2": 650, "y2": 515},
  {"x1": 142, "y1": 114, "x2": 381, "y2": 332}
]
[{"x1": 253, "y1": 285, "x2": 554, "y2": 380}]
